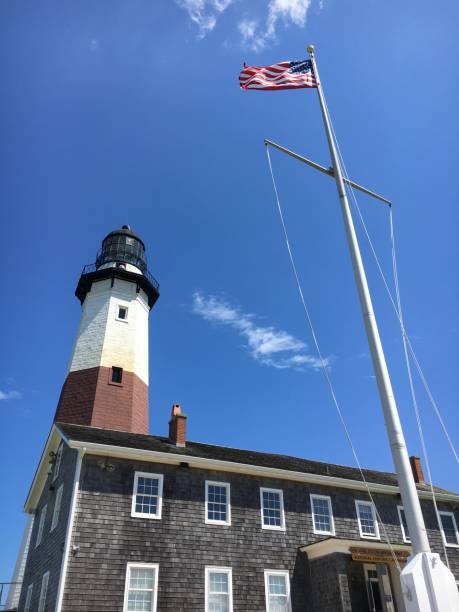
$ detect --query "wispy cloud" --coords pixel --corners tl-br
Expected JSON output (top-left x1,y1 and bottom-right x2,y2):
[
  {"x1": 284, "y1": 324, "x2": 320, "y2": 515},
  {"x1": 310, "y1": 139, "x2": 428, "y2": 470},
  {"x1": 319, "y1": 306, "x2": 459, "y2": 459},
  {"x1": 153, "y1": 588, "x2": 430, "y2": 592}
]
[
  {"x1": 192, "y1": 292, "x2": 329, "y2": 370},
  {"x1": 176, "y1": 0, "x2": 234, "y2": 38},
  {"x1": 176, "y1": 0, "x2": 316, "y2": 49},
  {"x1": 239, "y1": 0, "x2": 312, "y2": 51},
  {"x1": 0, "y1": 389, "x2": 21, "y2": 401}
]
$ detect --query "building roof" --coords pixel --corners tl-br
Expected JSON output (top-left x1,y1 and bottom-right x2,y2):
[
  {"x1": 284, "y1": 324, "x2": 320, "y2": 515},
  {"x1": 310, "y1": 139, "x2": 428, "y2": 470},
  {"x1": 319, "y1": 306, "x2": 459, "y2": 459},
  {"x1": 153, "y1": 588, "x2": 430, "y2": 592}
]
[{"x1": 56, "y1": 422, "x2": 454, "y2": 495}]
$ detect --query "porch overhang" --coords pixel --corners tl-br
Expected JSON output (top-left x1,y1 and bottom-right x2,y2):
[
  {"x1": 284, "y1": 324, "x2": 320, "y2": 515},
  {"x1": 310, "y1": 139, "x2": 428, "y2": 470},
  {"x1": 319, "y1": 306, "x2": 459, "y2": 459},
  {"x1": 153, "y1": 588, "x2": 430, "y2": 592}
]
[{"x1": 300, "y1": 537, "x2": 412, "y2": 563}]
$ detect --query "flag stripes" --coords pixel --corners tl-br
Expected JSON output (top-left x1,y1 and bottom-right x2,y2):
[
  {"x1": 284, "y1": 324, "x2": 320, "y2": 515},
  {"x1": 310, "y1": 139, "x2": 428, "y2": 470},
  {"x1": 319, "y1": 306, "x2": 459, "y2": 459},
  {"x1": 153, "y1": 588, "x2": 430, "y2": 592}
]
[{"x1": 239, "y1": 60, "x2": 317, "y2": 91}]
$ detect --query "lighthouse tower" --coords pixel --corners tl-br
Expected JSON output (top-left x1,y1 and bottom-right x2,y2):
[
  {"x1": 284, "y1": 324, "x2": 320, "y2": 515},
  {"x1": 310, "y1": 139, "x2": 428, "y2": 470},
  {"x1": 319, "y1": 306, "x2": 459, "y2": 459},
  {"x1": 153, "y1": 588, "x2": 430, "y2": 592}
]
[{"x1": 54, "y1": 225, "x2": 159, "y2": 434}]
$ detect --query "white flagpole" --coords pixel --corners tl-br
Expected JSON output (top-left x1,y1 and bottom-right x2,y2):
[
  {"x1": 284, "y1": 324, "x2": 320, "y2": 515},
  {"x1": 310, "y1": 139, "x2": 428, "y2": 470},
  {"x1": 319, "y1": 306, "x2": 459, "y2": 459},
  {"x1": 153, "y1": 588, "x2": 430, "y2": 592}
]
[{"x1": 306, "y1": 45, "x2": 458, "y2": 611}]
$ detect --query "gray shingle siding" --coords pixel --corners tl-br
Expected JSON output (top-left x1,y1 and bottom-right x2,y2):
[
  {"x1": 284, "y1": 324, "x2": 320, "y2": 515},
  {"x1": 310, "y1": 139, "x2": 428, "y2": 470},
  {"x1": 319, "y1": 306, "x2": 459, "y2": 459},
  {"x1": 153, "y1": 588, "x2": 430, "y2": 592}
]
[
  {"x1": 56, "y1": 453, "x2": 458, "y2": 611},
  {"x1": 18, "y1": 444, "x2": 78, "y2": 612}
]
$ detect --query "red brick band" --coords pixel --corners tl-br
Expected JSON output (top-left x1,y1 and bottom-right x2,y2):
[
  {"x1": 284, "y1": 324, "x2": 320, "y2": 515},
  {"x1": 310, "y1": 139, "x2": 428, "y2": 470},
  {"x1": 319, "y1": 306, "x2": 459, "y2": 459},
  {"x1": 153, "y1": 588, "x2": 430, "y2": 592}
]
[{"x1": 54, "y1": 366, "x2": 148, "y2": 434}]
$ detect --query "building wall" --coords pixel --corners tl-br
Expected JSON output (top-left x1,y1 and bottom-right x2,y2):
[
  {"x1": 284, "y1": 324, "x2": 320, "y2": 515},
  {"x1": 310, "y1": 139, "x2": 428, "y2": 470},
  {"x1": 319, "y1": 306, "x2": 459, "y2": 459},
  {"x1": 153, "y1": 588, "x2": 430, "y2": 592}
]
[
  {"x1": 18, "y1": 444, "x2": 78, "y2": 612},
  {"x1": 5, "y1": 514, "x2": 34, "y2": 609},
  {"x1": 58, "y1": 454, "x2": 459, "y2": 611}
]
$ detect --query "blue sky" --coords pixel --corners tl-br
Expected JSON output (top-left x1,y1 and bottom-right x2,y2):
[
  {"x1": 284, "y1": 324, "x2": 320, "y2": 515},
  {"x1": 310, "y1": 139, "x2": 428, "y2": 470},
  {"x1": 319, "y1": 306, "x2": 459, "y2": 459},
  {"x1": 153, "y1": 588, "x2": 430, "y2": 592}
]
[{"x1": 1, "y1": 0, "x2": 458, "y2": 584}]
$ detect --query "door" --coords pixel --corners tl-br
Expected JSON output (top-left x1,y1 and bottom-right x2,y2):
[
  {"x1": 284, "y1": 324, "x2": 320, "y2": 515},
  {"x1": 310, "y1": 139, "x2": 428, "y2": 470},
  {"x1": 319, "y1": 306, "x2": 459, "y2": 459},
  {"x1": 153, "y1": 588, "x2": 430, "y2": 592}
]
[{"x1": 364, "y1": 564, "x2": 396, "y2": 612}]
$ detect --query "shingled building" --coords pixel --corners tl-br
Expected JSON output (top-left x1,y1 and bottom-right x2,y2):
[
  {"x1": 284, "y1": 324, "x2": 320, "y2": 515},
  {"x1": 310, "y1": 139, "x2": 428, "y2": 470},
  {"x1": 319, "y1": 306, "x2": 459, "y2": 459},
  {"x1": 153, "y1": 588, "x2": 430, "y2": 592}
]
[{"x1": 8, "y1": 227, "x2": 459, "y2": 612}]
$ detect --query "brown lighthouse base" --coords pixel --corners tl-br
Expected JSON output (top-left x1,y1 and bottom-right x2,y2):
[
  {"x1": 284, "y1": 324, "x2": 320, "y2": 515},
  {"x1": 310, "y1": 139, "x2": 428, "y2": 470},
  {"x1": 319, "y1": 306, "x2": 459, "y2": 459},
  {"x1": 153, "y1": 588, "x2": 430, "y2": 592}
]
[{"x1": 54, "y1": 366, "x2": 149, "y2": 434}]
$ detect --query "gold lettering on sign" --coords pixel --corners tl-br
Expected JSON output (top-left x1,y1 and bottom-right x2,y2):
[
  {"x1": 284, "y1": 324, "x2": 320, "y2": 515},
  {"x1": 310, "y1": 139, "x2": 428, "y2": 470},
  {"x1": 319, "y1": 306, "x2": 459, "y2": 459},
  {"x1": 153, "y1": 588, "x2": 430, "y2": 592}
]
[{"x1": 350, "y1": 547, "x2": 410, "y2": 564}]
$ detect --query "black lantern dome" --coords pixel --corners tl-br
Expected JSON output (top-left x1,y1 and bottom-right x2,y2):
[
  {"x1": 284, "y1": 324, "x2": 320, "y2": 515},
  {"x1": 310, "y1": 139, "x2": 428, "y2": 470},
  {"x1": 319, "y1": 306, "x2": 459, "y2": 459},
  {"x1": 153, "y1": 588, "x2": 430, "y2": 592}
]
[
  {"x1": 96, "y1": 225, "x2": 147, "y2": 273},
  {"x1": 76, "y1": 225, "x2": 159, "y2": 309}
]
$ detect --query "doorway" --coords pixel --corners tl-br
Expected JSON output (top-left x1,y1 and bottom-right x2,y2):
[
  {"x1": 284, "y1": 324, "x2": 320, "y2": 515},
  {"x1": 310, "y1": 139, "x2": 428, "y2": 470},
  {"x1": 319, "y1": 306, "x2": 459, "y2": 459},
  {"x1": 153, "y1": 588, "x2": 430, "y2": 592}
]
[{"x1": 364, "y1": 564, "x2": 396, "y2": 612}]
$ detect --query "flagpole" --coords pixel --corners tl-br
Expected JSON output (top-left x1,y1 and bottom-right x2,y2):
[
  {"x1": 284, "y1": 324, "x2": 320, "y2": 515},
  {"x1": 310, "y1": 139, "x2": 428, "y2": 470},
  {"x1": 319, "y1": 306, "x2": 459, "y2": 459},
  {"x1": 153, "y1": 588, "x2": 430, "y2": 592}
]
[
  {"x1": 306, "y1": 45, "x2": 459, "y2": 611},
  {"x1": 307, "y1": 44, "x2": 430, "y2": 556}
]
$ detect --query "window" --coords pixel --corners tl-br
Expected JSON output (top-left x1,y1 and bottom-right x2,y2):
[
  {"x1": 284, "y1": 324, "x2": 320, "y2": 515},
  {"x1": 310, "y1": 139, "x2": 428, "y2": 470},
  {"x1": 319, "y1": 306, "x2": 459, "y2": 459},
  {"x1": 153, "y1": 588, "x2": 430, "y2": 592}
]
[
  {"x1": 310, "y1": 494, "x2": 335, "y2": 535},
  {"x1": 51, "y1": 484, "x2": 64, "y2": 531},
  {"x1": 355, "y1": 500, "x2": 380, "y2": 539},
  {"x1": 397, "y1": 506, "x2": 410, "y2": 543},
  {"x1": 264, "y1": 571, "x2": 292, "y2": 612},
  {"x1": 439, "y1": 511, "x2": 459, "y2": 547},
  {"x1": 24, "y1": 584, "x2": 33, "y2": 612},
  {"x1": 117, "y1": 305, "x2": 128, "y2": 321},
  {"x1": 260, "y1": 488, "x2": 285, "y2": 530},
  {"x1": 52, "y1": 443, "x2": 63, "y2": 482},
  {"x1": 35, "y1": 504, "x2": 47, "y2": 547},
  {"x1": 123, "y1": 563, "x2": 158, "y2": 612},
  {"x1": 205, "y1": 481, "x2": 231, "y2": 525},
  {"x1": 37, "y1": 571, "x2": 49, "y2": 612},
  {"x1": 205, "y1": 567, "x2": 233, "y2": 612},
  {"x1": 131, "y1": 472, "x2": 163, "y2": 519},
  {"x1": 111, "y1": 366, "x2": 123, "y2": 384}
]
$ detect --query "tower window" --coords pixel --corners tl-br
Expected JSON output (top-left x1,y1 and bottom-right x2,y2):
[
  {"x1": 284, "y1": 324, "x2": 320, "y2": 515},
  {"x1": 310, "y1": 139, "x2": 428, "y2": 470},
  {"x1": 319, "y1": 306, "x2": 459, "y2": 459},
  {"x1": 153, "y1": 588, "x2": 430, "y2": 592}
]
[
  {"x1": 116, "y1": 305, "x2": 128, "y2": 321},
  {"x1": 111, "y1": 367, "x2": 123, "y2": 384}
]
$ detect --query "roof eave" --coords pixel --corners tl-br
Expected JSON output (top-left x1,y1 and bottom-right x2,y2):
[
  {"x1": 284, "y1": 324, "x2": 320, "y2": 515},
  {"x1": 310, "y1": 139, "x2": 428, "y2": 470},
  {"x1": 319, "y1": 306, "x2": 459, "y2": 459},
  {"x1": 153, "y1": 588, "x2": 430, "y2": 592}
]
[
  {"x1": 24, "y1": 424, "x2": 69, "y2": 513},
  {"x1": 66, "y1": 438, "x2": 459, "y2": 502}
]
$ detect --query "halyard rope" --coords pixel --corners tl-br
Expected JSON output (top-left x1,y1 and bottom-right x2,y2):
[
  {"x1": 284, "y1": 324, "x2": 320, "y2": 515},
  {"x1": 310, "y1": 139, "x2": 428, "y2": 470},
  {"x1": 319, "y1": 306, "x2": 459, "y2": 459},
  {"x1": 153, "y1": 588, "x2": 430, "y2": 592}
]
[
  {"x1": 389, "y1": 209, "x2": 451, "y2": 568},
  {"x1": 266, "y1": 145, "x2": 402, "y2": 573},
  {"x1": 323, "y1": 98, "x2": 453, "y2": 566},
  {"x1": 326, "y1": 110, "x2": 459, "y2": 467}
]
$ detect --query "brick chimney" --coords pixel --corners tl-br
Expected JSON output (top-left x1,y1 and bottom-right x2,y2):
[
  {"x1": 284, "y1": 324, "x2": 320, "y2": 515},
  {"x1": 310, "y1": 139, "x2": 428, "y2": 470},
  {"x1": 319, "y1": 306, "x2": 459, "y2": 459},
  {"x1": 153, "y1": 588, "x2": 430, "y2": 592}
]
[
  {"x1": 409, "y1": 455, "x2": 425, "y2": 484},
  {"x1": 169, "y1": 404, "x2": 187, "y2": 447}
]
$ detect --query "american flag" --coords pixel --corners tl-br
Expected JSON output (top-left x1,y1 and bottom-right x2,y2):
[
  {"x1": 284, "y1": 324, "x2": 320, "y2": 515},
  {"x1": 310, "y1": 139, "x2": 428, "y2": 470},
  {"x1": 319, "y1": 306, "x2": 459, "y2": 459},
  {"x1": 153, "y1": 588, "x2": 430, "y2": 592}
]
[{"x1": 239, "y1": 59, "x2": 317, "y2": 91}]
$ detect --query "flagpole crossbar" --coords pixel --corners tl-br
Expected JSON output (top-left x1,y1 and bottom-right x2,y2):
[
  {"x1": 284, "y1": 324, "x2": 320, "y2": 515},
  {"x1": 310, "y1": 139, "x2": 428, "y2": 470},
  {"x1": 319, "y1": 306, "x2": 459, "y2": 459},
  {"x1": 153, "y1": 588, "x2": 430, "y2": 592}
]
[{"x1": 264, "y1": 139, "x2": 392, "y2": 206}]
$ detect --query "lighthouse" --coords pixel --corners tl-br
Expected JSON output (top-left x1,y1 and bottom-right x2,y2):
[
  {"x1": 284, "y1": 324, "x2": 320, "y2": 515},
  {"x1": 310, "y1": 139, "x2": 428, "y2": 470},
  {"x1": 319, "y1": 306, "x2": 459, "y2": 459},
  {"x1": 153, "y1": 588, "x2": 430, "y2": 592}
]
[{"x1": 54, "y1": 225, "x2": 159, "y2": 434}]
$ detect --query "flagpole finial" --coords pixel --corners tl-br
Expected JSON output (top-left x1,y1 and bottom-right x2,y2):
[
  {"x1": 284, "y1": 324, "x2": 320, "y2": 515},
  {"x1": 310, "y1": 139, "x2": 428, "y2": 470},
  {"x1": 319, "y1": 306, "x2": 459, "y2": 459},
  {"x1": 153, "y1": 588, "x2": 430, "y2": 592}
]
[{"x1": 307, "y1": 44, "x2": 315, "y2": 55}]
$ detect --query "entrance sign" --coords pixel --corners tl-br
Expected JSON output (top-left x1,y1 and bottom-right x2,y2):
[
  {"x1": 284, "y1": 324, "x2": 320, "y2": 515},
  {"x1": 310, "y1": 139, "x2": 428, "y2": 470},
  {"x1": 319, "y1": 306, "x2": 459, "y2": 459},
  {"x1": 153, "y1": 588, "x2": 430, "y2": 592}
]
[{"x1": 351, "y1": 547, "x2": 410, "y2": 565}]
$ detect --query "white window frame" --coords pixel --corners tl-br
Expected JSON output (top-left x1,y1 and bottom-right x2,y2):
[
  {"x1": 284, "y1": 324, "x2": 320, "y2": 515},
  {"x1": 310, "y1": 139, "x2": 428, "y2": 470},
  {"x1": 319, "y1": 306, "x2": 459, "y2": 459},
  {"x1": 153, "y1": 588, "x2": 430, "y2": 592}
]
[
  {"x1": 37, "y1": 571, "x2": 49, "y2": 612},
  {"x1": 205, "y1": 566, "x2": 233, "y2": 612},
  {"x1": 310, "y1": 494, "x2": 335, "y2": 536},
  {"x1": 131, "y1": 472, "x2": 164, "y2": 519},
  {"x1": 52, "y1": 443, "x2": 63, "y2": 482},
  {"x1": 439, "y1": 511, "x2": 459, "y2": 548},
  {"x1": 35, "y1": 504, "x2": 47, "y2": 547},
  {"x1": 24, "y1": 583, "x2": 33, "y2": 612},
  {"x1": 397, "y1": 505, "x2": 410, "y2": 543},
  {"x1": 123, "y1": 563, "x2": 159, "y2": 612},
  {"x1": 116, "y1": 304, "x2": 129, "y2": 322},
  {"x1": 355, "y1": 500, "x2": 380, "y2": 540},
  {"x1": 205, "y1": 481, "x2": 231, "y2": 526},
  {"x1": 260, "y1": 487, "x2": 286, "y2": 531},
  {"x1": 264, "y1": 570, "x2": 292, "y2": 612},
  {"x1": 51, "y1": 484, "x2": 64, "y2": 532}
]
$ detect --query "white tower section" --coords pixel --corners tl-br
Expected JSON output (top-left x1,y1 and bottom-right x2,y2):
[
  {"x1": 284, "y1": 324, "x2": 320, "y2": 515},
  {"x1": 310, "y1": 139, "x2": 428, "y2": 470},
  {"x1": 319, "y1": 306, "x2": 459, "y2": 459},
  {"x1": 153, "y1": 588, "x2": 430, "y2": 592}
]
[{"x1": 68, "y1": 275, "x2": 150, "y2": 385}]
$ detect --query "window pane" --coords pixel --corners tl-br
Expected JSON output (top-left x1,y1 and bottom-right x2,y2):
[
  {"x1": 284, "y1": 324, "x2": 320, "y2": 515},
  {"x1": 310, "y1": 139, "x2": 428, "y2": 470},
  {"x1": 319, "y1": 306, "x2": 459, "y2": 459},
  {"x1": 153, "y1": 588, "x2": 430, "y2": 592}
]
[
  {"x1": 441, "y1": 515, "x2": 458, "y2": 545},
  {"x1": 312, "y1": 497, "x2": 331, "y2": 532},
  {"x1": 111, "y1": 367, "x2": 123, "y2": 383},
  {"x1": 268, "y1": 575, "x2": 287, "y2": 595},
  {"x1": 208, "y1": 485, "x2": 227, "y2": 522},
  {"x1": 135, "y1": 477, "x2": 159, "y2": 515},
  {"x1": 127, "y1": 567, "x2": 155, "y2": 612},
  {"x1": 268, "y1": 596, "x2": 289, "y2": 612},
  {"x1": 267, "y1": 575, "x2": 289, "y2": 612},
  {"x1": 208, "y1": 594, "x2": 229, "y2": 612},
  {"x1": 399, "y1": 508, "x2": 410, "y2": 540},
  {"x1": 127, "y1": 590, "x2": 152, "y2": 611},
  {"x1": 263, "y1": 491, "x2": 282, "y2": 527},
  {"x1": 208, "y1": 571, "x2": 229, "y2": 612},
  {"x1": 358, "y1": 503, "x2": 376, "y2": 535},
  {"x1": 130, "y1": 568, "x2": 155, "y2": 589},
  {"x1": 209, "y1": 572, "x2": 228, "y2": 593}
]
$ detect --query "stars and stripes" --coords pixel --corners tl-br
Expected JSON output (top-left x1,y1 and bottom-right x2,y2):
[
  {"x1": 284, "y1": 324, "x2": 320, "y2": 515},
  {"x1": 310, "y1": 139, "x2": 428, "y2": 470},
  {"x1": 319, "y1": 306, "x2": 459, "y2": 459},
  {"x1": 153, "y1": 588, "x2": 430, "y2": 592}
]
[{"x1": 239, "y1": 60, "x2": 317, "y2": 91}]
